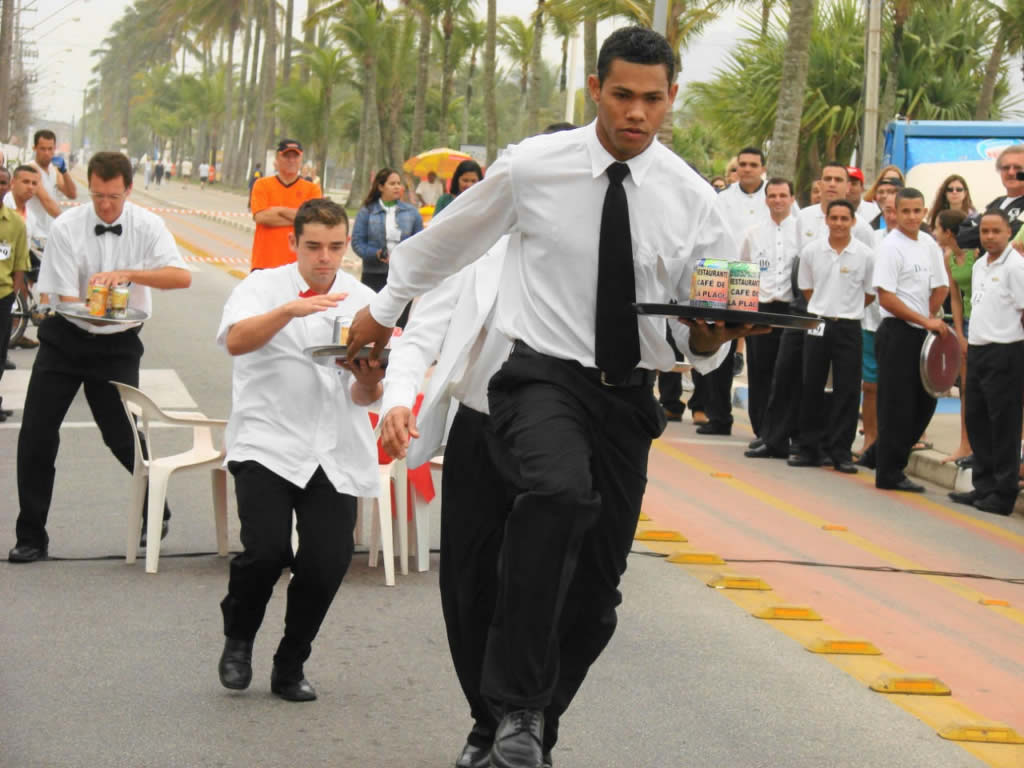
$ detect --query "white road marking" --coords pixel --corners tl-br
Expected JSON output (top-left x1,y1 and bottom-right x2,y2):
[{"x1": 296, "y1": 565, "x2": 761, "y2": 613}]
[{"x1": 0, "y1": 369, "x2": 198, "y2": 410}]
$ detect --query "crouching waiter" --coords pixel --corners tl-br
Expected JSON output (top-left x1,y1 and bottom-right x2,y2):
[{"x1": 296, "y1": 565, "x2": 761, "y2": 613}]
[{"x1": 215, "y1": 198, "x2": 382, "y2": 701}]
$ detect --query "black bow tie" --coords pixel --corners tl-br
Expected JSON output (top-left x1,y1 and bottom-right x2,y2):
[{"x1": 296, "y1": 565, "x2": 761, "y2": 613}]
[{"x1": 95, "y1": 224, "x2": 123, "y2": 236}]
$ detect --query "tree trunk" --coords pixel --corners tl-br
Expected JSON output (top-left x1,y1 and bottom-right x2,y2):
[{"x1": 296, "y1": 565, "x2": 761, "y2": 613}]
[
  {"x1": 411, "y1": 7, "x2": 431, "y2": 155},
  {"x1": 220, "y1": 14, "x2": 239, "y2": 181},
  {"x1": 351, "y1": 52, "x2": 380, "y2": 207},
  {"x1": 439, "y1": 12, "x2": 455, "y2": 148},
  {"x1": 877, "y1": 16, "x2": 905, "y2": 169},
  {"x1": 225, "y1": 13, "x2": 252, "y2": 184},
  {"x1": 526, "y1": 0, "x2": 544, "y2": 136},
  {"x1": 485, "y1": 0, "x2": 498, "y2": 163},
  {"x1": 283, "y1": 0, "x2": 295, "y2": 82},
  {"x1": 251, "y1": 0, "x2": 278, "y2": 177},
  {"x1": 559, "y1": 33, "x2": 567, "y2": 92},
  {"x1": 319, "y1": 82, "x2": 332, "y2": 187},
  {"x1": 583, "y1": 15, "x2": 597, "y2": 123},
  {"x1": 301, "y1": 0, "x2": 320, "y2": 82},
  {"x1": 194, "y1": 43, "x2": 211, "y2": 182},
  {"x1": 766, "y1": 0, "x2": 815, "y2": 181},
  {"x1": 975, "y1": 30, "x2": 1005, "y2": 120},
  {"x1": 0, "y1": 0, "x2": 16, "y2": 140},
  {"x1": 460, "y1": 49, "x2": 478, "y2": 146},
  {"x1": 760, "y1": 0, "x2": 772, "y2": 38},
  {"x1": 236, "y1": 20, "x2": 262, "y2": 184}
]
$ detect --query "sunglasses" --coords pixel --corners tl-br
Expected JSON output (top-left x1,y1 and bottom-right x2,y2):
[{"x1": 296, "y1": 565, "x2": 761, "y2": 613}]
[{"x1": 946, "y1": 186, "x2": 965, "y2": 193}]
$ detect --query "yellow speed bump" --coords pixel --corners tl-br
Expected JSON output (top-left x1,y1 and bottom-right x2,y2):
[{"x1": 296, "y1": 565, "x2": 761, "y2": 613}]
[
  {"x1": 638, "y1": 512, "x2": 651, "y2": 522},
  {"x1": 806, "y1": 638, "x2": 881, "y2": 655},
  {"x1": 667, "y1": 552, "x2": 725, "y2": 565},
  {"x1": 938, "y1": 723, "x2": 1024, "y2": 744},
  {"x1": 711, "y1": 472, "x2": 732, "y2": 478},
  {"x1": 822, "y1": 524, "x2": 848, "y2": 531},
  {"x1": 753, "y1": 605, "x2": 822, "y2": 621},
  {"x1": 634, "y1": 530, "x2": 687, "y2": 542},
  {"x1": 979, "y1": 597, "x2": 1010, "y2": 607},
  {"x1": 706, "y1": 573, "x2": 771, "y2": 591},
  {"x1": 870, "y1": 676, "x2": 951, "y2": 695}
]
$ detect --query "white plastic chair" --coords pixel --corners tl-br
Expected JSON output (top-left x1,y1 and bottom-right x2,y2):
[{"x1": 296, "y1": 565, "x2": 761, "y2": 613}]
[{"x1": 111, "y1": 381, "x2": 229, "y2": 574}]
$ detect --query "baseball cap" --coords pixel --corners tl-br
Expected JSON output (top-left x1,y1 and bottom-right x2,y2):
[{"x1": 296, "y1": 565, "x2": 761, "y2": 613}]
[
  {"x1": 846, "y1": 166, "x2": 865, "y2": 183},
  {"x1": 276, "y1": 139, "x2": 303, "y2": 154},
  {"x1": 876, "y1": 176, "x2": 904, "y2": 189}
]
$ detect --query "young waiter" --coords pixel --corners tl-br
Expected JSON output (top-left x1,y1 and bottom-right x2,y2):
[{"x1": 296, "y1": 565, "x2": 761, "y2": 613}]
[{"x1": 215, "y1": 198, "x2": 383, "y2": 701}]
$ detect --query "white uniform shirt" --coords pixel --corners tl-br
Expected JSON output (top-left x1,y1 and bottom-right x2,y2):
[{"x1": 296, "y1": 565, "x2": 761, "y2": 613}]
[
  {"x1": 217, "y1": 263, "x2": 380, "y2": 497},
  {"x1": 872, "y1": 229, "x2": 948, "y2": 328},
  {"x1": 739, "y1": 215, "x2": 800, "y2": 303},
  {"x1": 796, "y1": 204, "x2": 875, "y2": 251},
  {"x1": 862, "y1": 227, "x2": 890, "y2": 333},
  {"x1": 369, "y1": 121, "x2": 738, "y2": 373},
  {"x1": 25, "y1": 161, "x2": 60, "y2": 241},
  {"x1": 857, "y1": 199, "x2": 880, "y2": 224},
  {"x1": 3, "y1": 191, "x2": 41, "y2": 249},
  {"x1": 415, "y1": 178, "x2": 445, "y2": 206},
  {"x1": 37, "y1": 201, "x2": 188, "y2": 335},
  {"x1": 798, "y1": 237, "x2": 875, "y2": 320},
  {"x1": 968, "y1": 245, "x2": 1024, "y2": 345},
  {"x1": 716, "y1": 181, "x2": 768, "y2": 237}
]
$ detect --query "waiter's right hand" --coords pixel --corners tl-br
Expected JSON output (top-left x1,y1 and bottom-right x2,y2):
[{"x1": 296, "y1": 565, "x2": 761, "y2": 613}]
[
  {"x1": 381, "y1": 406, "x2": 420, "y2": 460},
  {"x1": 924, "y1": 316, "x2": 949, "y2": 336},
  {"x1": 347, "y1": 306, "x2": 393, "y2": 362}
]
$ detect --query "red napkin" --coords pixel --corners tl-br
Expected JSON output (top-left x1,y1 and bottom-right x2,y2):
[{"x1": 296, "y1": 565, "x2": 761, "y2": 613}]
[{"x1": 368, "y1": 393, "x2": 436, "y2": 517}]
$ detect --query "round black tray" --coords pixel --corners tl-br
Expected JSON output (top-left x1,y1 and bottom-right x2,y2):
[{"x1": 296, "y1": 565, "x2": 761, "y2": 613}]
[{"x1": 633, "y1": 303, "x2": 822, "y2": 331}]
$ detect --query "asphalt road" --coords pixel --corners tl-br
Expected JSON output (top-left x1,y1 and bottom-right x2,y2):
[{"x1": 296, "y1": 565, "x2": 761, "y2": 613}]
[{"x1": 1, "y1": 188, "x2": 1021, "y2": 768}]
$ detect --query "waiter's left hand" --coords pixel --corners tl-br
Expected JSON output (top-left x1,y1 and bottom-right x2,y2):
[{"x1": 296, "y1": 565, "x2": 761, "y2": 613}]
[
  {"x1": 90, "y1": 270, "x2": 133, "y2": 289},
  {"x1": 679, "y1": 318, "x2": 770, "y2": 356},
  {"x1": 347, "y1": 306, "x2": 393, "y2": 363},
  {"x1": 338, "y1": 358, "x2": 386, "y2": 405}
]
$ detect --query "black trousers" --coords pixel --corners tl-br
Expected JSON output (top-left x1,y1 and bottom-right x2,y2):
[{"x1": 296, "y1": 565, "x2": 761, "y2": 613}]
[
  {"x1": 759, "y1": 328, "x2": 805, "y2": 455},
  {"x1": 15, "y1": 315, "x2": 166, "y2": 550},
  {"x1": 483, "y1": 345, "x2": 665, "y2": 711},
  {"x1": 799, "y1": 318, "x2": 862, "y2": 463},
  {"x1": 221, "y1": 461, "x2": 356, "y2": 673},
  {"x1": 702, "y1": 339, "x2": 736, "y2": 430},
  {"x1": 657, "y1": 327, "x2": 684, "y2": 415},
  {"x1": 746, "y1": 301, "x2": 789, "y2": 436},
  {"x1": 0, "y1": 291, "x2": 13, "y2": 377},
  {"x1": 875, "y1": 318, "x2": 935, "y2": 488},
  {"x1": 361, "y1": 270, "x2": 411, "y2": 328},
  {"x1": 965, "y1": 342, "x2": 1024, "y2": 510}
]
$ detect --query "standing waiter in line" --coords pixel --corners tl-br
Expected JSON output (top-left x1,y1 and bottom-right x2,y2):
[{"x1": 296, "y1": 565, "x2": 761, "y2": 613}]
[
  {"x1": 346, "y1": 27, "x2": 764, "y2": 768},
  {"x1": 872, "y1": 188, "x2": 949, "y2": 492},
  {"x1": 8, "y1": 152, "x2": 191, "y2": 563}
]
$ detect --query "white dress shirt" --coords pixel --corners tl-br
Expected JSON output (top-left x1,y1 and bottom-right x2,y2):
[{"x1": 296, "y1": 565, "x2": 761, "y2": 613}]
[
  {"x1": 872, "y1": 229, "x2": 948, "y2": 328},
  {"x1": 739, "y1": 214, "x2": 800, "y2": 303},
  {"x1": 862, "y1": 227, "x2": 890, "y2": 332},
  {"x1": 856, "y1": 199, "x2": 880, "y2": 224},
  {"x1": 24, "y1": 161, "x2": 60, "y2": 241},
  {"x1": 796, "y1": 205, "x2": 875, "y2": 251},
  {"x1": 798, "y1": 237, "x2": 875, "y2": 320},
  {"x1": 3, "y1": 191, "x2": 41, "y2": 249},
  {"x1": 716, "y1": 181, "x2": 768, "y2": 237},
  {"x1": 37, "y1": 200, "x2": 187, "y2": 335},
  {"x1": 369, "y1": 121, "x2": 737, "y2": 373},
  {"x1": 217, "y1": 263, "x2": 380, "y2": 497},
  {"x1": 968, "y1": 245, "x2": 1024, "y2": 345}
]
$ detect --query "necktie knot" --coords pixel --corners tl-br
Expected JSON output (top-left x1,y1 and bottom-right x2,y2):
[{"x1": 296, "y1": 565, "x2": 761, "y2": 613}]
[
  {"x1": 95, "y1": 224, "x2": 122, "y2": 236},
  {"x1": 606, "y1": 162, "x2": 630, "y2": 186}
]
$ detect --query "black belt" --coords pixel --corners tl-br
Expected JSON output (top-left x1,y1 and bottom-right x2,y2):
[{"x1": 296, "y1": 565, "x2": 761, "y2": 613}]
[
  {"x1": 510, "y1": 340, "x2": 656, "y2": 389},
  {"x1": 817, "y1": 316, "x2": 861, "y2": 324}
]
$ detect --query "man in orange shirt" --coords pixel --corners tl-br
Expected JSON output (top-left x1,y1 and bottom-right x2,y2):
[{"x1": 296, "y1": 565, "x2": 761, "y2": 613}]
[{"x1": 250, "y1": 139, "x2": 322, "y2": 270}]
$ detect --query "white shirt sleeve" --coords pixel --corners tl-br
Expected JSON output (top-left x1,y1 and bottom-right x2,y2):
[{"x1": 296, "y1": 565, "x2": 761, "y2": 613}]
[
  {"x1": 369, "y1": 154, "x2": 519, "y2": 325},
  {"x1": 797, "y1": 245, "x2": 814, "y2": 292},
  {"x1": 1008, "y1": 258, "x2": 1024, "y2": 311},
  {"x1": 928, "y1": 239, "x2": 949, "y2": 289},
  {"x1": 144, "y1": 218, "x2": 188, "y2": 271},
  {"x1": 665, "y1": 321, "x2": 732, "y2": 375},
  {"x1": 873, "y1": 240, "x2": 899, "y2": 294},
  {"x1": 216, "y1": 275, "x2": 271, "y2": 348},
  {"x1": 35, "y1": 218, "x2": 80, "y2": 298},
  {"x1": 863, "y1": 249, "x2": 875, "y2": 297}
]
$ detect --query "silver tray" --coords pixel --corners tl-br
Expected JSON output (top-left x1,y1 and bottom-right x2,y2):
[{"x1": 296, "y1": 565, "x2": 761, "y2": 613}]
[
  {"x1": 55, "y1": 301, "x2": 149, "y2": 325},
  {"x1": 304, "y1": 345, "x2": 390, "y2": 368}
]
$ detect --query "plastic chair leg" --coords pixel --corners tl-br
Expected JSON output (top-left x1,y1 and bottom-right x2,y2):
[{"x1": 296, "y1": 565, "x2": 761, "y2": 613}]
[
  {"x1": 144, "y1": 467, "x2": 172, "y2": 574},
  {"x1": 211, "y1": 468, "x2": 228, "y2": 557},
  {"x1": 125, "y1": 469, "x2": 147, "y2": 565},
  {"x1": 393, "y1": 460, "x2": 409, "y2": 577},
  {"x1": 413, "y1": 493, "x2": 430, "y2": 573}
]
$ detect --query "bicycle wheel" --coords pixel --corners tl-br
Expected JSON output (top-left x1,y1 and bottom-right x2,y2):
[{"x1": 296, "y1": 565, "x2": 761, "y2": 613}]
[{"x1": 9, "y1": 291, "x2": 29, "y2": 345}]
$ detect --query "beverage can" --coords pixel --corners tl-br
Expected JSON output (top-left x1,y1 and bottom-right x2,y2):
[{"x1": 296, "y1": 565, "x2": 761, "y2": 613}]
[
  {"x1": 333, "y1": 317, "x2": 350, "y2": 346},
  {"x1": 727, "y1": 261, "x2": 760, "y2": 312},
  {"x1": 110, "y1": 285, "x2": 131, "y2": 319},
  {"x1": 87, "y1": 283, "x2": 109, "y2": 317}
]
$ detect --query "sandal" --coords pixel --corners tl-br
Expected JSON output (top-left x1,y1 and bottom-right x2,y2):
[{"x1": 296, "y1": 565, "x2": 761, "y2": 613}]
[{"x1": 911, "y1": 441, "x2": 933, "y2": 452}]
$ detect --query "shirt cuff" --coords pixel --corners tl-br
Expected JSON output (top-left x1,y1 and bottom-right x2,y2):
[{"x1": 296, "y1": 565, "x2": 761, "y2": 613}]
[
  {"x1": 676, "y1": 325, "x2": 732, "y2": 375},
  {"x1": 369, "y1": 285, "x2": 407, "y2": 328},
  {"x1": 380, "y1": 380, "x2": 420, "y2": 420}
]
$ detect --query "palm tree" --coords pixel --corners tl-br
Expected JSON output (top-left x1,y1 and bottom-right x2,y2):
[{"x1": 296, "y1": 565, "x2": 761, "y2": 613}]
[
  {"x1": 547, "y1": 0, "x2": 578, "y2": 94},
  {"x1": 378, "y1": 8, "x2": 418, "y2": 167},
  {"x1": 250, "y1": 0, "x2": 279, "y2": 178},
  {"x1": 458, "y1": 16, "x2": 487, "y2": 146},
  {"x1": 499, "y1": 16, "x2": 533, "y2": 138},
  {"x1": 437, "y1": 0, "x2": 475, "y2": 149},
  {"x1": 281, "y1": 43, "x2": 350, "y2": 183},
  {"x1": 766, "y1": 0, "x2": 815, "y2": 180},
  {"x1": 583, "y1": 13, "x2": 596, "y2": 122},
  {"x1": 484, "y1": 0, "x2": 498, "y2": 162},
  {"x1": 409, "y1": 0, "x2": 443, "y2": 155},
  {"x1": 975, "y1": 0, "x2": 1024, "y2": 119},
  {"x1": 526, "y1": 0, "x2": 546, "y2": 136}
]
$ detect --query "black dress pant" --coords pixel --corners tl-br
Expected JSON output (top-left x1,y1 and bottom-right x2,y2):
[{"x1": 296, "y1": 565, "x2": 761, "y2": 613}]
[
  {"x1": 965, "y1": 342, "x2": 1024, "y2": 511},
  {"x1": 221, "y1": 461, "x2": 356, "y2": 673},
  {"x1": 702, "y1": 339, "x2": 736, "y2": 430},
  {"x1": 0, "y1": 291, "x2": 13, "y2": 376},
  {"x1": 483, "y1": 344, "x2": 665, "y2": 711},
  {"x1": 759, "y1": 328, "x2": 805, "y2": 455},
  {"x1": 362, "y1": 270, "x2": 411, "y2": 328},
  {"x1": 657, "y1": 327, "x2": 685, "y2": 416},
  {"x1": 799, "y1": 318, "x2": 862, "y2": 463},
  {"x1": 746, "y1": 301, "x2": 788, "y2": 436},
  {"x1": 15, "y1": 315, "x2": 166, "y2": 550},
  {"x1": 875, "y1": 318, "x2": 936, "y2": 488}
]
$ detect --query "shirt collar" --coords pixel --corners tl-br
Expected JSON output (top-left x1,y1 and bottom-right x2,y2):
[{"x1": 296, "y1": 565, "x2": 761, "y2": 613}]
[
  {"x1": 988, "y1": 244, "x2": 1016, "y2": 267},
  {"x1": 90, "y1": 201, "x2": 129, "y2": 231},
  {"x1": 585, "y1": 120, "x2": 658, "y2": 187},
  {"x1": 0, "y1": 205, "x2": 12, "y2": 222}
]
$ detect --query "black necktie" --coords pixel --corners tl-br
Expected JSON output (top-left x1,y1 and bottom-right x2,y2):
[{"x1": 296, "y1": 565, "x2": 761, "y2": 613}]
[
  {"x1": 95, "y1": 224, "x2": 122, "y2": 236},
  {"x1": 595, "y1": 162, "x2": 640, "y2": 381}
]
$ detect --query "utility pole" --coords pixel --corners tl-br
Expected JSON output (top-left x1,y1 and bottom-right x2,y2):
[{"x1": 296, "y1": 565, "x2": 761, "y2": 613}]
[
  {"x1": 862, "y1": 0, "x2": 882, "y2": 182},
  {"x1": 652, "y1": 0, "x2": 668, "y2": 34},
  {"x1": 80, "y1": 87, "x2": 86, "y2": 158},
  {"x1": 0, "y1": 0, "x2": 15, "y2": 140}
]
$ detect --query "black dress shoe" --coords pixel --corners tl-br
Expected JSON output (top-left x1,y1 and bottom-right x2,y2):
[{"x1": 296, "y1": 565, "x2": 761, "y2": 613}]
[
  {"x1": 854, "y1": 453, "x2": 876, "y2": 469},
  {"x1": 663, "y1": 409, "x2": 683, "y2": 423},
  {"x1": 8, "y1": 543, "x2": 47, "y2": 563},
  {"x1": 696, "y1": 423, "x2": 731, "y2": 436},
  {"x1": 218, "y1": 638, "x2": 254, "y2": 690},
  {"x1": 270, "y1": 666, "x2": 317, "y2": 702},
  {"x1": 3, "y1": 358, "x2": 14, "y2": 370},
  {"x1": 834, "y1": 461, "x2": 858, "y2": 474},
  {"x1": 748, "y1": 437, "x2": 764, "y2": 450},
  {"x1": 542, "y1": 751, "x2": 552, "y2": 768},
  {"x1": 455, "y1": 741, "x2": 492, "y2": 768},
  {"x1": 948, "y1": 490, "x2": 978, "y2": 506},
  {"x1": 877, "y1": 478, "x2": 925, "y2": 493},
  {"x1": 973, "y1": 495, "x2": 1013, "y2": 516},
  {"x1": 744, "y1": 443, "x2": 787, "y2": 459},
  {"x1": 787, "y1": 453, "x2": 823, "y2": 467},
  {"x1": 139, "y1": 519, "x2": 169, "y2": 547},
  {"x1": 490, "y1": 709, "x2": 544, "y2": 768}
]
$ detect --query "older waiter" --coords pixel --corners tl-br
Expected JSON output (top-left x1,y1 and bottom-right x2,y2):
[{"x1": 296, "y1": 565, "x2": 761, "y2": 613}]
[
  {"x1": 346, "y1": 27, "x2": 761, "y2": 768},
  {"x1": 9, "y1": 152, "x2": 191, "y2": 564}
]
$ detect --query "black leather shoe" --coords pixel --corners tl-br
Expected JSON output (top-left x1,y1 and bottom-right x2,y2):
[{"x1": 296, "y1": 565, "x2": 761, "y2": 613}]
[
  {"x1": 542, "y1": 751, "x2": 553, "y2": 768},
  {"x1": 748, "y1": 437, "x2": 764, "y2": 450},
  {"x1": 834, "y1": 461, "x2": 858, "y2": 474},
  {"x1": 455, "y1": 742, "x2": 492, "y2": 768},
  {"x1": 271, "y1": 666, "x2": 317, "y2": 702},
  {"x1": 8, "y1": 543, "x2": 47, "y2": 563},
  {"x1": 787, "y1": 453, "x2": 823, "y2": 467},
  {"x1": 218, "y1": 638, "x2": 253, "y2": 690},
  {"x1": 3, "y1": 358, "x2": 14, "y2": 370},
  {"x1": 854, "y1": 453, "x2": 876, "y2": 469},
  {"x1": 948, "y1": 490, "x2": 977, "y2": 506},
  {"x1": 490, "y1": 709, "x2": 544, "y2": 768},
  {"x1": 877, "y1": 478, "x2": 925, "y2": 493},
  {"x1": 139, "y1": 519, "x2": 169, "y2": 547},
  {"x1": 974, "y1": 495, "x2": 1013, "y2": 516},
  {"x1": 744, "y1": 444, "x2": 787, "y2": 459},
  {"x1": 696, "y1": 423, "x2": 731, "y2": 436},
  {"x1": 663, "y1": 409, "x2": 683, "y2": 423}
]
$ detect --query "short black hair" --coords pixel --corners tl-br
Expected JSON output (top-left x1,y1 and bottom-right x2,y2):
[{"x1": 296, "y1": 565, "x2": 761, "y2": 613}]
[
  {"x1": 294, "y1": 198, "x2": 349, "y2": 240},
  {"x1": 937, "y1": 209, "x2": 967, "y2": 233},
  {"x1": 87, "y1": 152, "x2": 133, "y2": 188},
  {"x1": 896, "y1": 187, "x2": 925, "y2": 203},
  {"x1": 737, "y1": 147, "x2": 765, "y2": 164},
  {"x1": 820, "y1": 162, "x2": 849, "y2": 180},
  {"x1": 980, "y1": 208, "x2": 1012, "y2": 227},
  {"x1": 765, "y1": 177, "x2": 794, "y2": 195},
  {"x1": 826, "y1": 199, "x2": 856, "y2": 217},
  {"x1": 12, "y1": 164, "x2": 37, "y2": 178},
  {"x1": 597, "y1": 26, "x2": 675, "y2": 86},
  {"x1": 33, "y1": 129, "x2": 56, "y2": 147}
]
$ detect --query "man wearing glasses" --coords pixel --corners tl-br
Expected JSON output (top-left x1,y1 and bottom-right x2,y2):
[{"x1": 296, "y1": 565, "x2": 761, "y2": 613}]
[
  {"x1": 8, "y1": 152, "x2": 192, "y2": 563},
  {"x1": 993, "y1": 146, "x2": 1024, "y2": 232}
]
